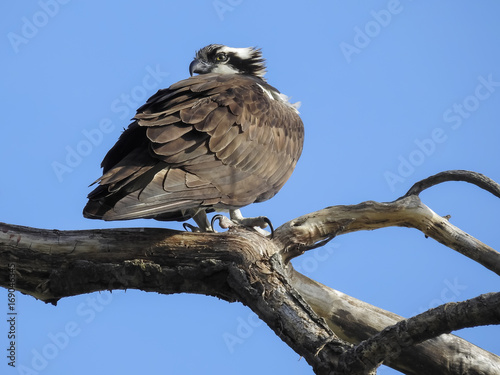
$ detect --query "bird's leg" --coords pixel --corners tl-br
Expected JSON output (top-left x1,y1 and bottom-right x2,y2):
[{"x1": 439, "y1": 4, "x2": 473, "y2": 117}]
[
  {"x1": 229, "y1": 209, "x2": 269, "y2": 228},
  {"x1": 229, "y1": 209, "x2": 274, "y2": 237},
  {"x1": 209, "y1": 209, "x2": 274, "y2": 237},
  {"x1": 183, "y1": 210, "x2": 214, "y2": 232}
]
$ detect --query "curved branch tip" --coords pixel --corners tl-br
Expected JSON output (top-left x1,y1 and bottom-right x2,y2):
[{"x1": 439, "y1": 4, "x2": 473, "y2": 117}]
[{"x1": 404, "y1": 170, "x2": 500, "y2": 199}]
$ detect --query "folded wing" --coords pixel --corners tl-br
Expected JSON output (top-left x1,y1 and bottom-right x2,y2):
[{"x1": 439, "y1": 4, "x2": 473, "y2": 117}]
[{"x1": 83, "y1": 73, "x2": 304, "y2": 222}]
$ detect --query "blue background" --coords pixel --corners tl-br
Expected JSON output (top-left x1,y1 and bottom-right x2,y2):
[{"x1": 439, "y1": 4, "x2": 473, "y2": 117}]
[{"x1": 1, "y1": 1, "x2": 500, "y2": 374}]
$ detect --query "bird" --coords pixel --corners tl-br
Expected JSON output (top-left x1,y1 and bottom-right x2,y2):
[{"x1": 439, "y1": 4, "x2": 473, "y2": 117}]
[{"x1": 83, "y1": 44, "x2": 304, "y2": 234}]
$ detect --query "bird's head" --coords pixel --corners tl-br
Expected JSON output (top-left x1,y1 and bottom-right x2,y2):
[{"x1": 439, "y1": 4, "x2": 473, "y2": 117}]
[{"x1": 189, "y1": 44, "x2": 266, "y2": 79}]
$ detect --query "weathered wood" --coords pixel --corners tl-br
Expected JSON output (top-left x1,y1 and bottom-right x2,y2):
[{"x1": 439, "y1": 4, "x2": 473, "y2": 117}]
[
  {"x1": 274, "y1": 195, "x2": 500, "y2": 276},
  {"x1": 1, "y1": 170, "x2": 499, "y2": 375},
  {"x1": 338, "y1": 291, "x2": 500, "y2": 374},
  {"x1": 1, "y1": 202, "x2": 498, "y2": 374},
  {"x1": 0, "y1": 223, "x2": 348, "y2": 374},
  {"x1": 291, "y1": 272, "x2": 500, "y2": 375},
  {"x1": 404, "y1": 170, "x2": 500, "y2": 199}
]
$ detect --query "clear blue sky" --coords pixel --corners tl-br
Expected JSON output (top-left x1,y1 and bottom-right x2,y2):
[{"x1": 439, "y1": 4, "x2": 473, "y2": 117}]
[{"x1": 2, "y1": 1, "x2": 500, "y2": 374}]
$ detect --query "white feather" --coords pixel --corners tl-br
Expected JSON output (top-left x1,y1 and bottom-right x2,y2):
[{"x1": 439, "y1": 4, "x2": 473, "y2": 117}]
[
  {"x1": 219, "y1": 46, "x2": 254, "y2": 60},
  {"x1": 210, "y1": 64, "x2": 241, "y2": 75},
  {"x1": 257, "y1": 84, "x2": 300, "y2": 114}
]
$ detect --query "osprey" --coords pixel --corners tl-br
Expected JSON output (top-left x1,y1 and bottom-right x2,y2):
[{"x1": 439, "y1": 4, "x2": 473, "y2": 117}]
[{"x1": 83, "y1": 44, "x2": 304, "y2": 233}]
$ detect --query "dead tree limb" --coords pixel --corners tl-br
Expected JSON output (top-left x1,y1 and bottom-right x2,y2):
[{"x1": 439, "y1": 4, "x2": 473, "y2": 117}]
[
  {"x1": 291, "y1": 272, "x2": 500, "y2": 375},
  {"x1": 1, "y1": 170, "x2": 499, "y2": 374},
  {"x1": 337, "y1": 291, "x2": 500, "y2": 374},
  {"x1": 403, "y1": 170, "x2": 500, "y2": 198},
  {"x1": 274, "y1": 195, "x2": 500, "y2": 277}
]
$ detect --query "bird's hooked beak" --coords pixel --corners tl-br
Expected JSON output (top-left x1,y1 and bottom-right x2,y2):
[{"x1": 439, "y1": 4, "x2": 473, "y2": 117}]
[{"x1": 189, "y1": 58, "x2": 213, "y2": 76}]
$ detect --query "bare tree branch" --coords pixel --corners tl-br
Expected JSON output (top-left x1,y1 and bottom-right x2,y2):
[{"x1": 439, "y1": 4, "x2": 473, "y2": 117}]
[
  {"x1": 0, "y1": 222, "x2": 349, "y2": 374},
  {"x1": 337, "y1": 292, "x2": 500, "y2": 374},
  {"x1": 291, "y1": 271, "x2": 500, "y2": 375},
  {"x1": 274, "y1": 195, "x2": 500, "y2": 276},
  {"x1": 403, "y1": 169, "x2": 500, "y2": 198},
  {"x1": 1, "y1": 216, "x2": 499, "y2": 374},
  {"x1": 1, "y1": 170, "x2": 499, "y2": 374}
]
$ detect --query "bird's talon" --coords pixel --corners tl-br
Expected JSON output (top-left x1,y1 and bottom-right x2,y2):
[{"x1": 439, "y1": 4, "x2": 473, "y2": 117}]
[
  {"x1": 211, "y1": 214, "x2": 221, "y2": 230},
  {"x1": 211, "y1": 214, "x2": 234, "y2": 230},
  {"x1": 263, "y1": 217, "x2": 274, "y2": 239},
  {"x1": 183, "y1": 223, "x2": 200, "y2": 232}
]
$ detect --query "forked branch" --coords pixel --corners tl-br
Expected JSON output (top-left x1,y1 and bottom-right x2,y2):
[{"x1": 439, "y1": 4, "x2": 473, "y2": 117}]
[
  {"x1": 337, "y1": 292, "x2": 500, "y2": 374},
  {"x1": 0, "y1": 170, "x2": 499, "y2": 375},
  {"x1": 274, "y1": 170, "x2": 500, "y2": 277}
]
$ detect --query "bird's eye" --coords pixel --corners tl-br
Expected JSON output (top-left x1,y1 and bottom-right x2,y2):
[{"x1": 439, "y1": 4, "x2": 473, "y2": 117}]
[{"x1": 215, "y1": 52, "x2": 228, "y2": 62}]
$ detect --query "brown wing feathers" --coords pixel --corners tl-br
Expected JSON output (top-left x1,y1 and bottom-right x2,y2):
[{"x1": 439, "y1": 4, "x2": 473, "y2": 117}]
[{"x1": 83, "y1": 73, "x2": 303, "y2": 221}]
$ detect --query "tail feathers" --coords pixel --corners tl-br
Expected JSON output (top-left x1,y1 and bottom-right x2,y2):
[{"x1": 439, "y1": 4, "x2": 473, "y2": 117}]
[
  {"x1": 82, "y1": 199, "x2": 114, "y2": 220},
  {"x1": 83, "y1": 196, "x2": 199, "y2": 222}
]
